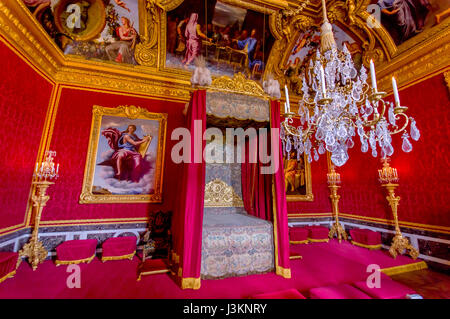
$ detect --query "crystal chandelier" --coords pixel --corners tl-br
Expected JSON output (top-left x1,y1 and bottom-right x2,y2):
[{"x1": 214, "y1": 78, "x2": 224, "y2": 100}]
[{"x1": 281, "y1": 0, "x2": 420, "y2": 167}]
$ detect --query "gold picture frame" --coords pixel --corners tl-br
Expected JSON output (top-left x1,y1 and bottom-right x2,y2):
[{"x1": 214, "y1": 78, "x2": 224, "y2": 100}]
[
  {"x1": 79, "y1": 105, "x2": 167, "y2": 204},
  {"x1": 155, "y1": 0, "x2": 285, "y2": 79},
  {"x1": 284, "y1": 153, "x2": 313, "y2": 202}
]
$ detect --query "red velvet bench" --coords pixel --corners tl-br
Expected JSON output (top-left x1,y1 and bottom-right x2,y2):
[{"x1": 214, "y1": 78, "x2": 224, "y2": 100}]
[
  {"x1": 55, "y1": 239, "x2": 97, "y2": 266},
  {"x1": 101, "y1": 236, "x2": 137, "y2": 262},
  {"x1": 289, "y1": 226, "x2": 309, "y2": 244},
  {"x1": 309, "y1": 284, "x2": 373, "y2": 299},
  {"x1": 0, "y1": 252, "x2": 19, "y2": 284},
  {"x1": 350, "y1": 228, "x2": 381, "y2": 249},
  {"x1": 251, "y1": 288, "x2": 306, "y2": 299},
  {"x1": 352, "y1": 275, "x2": 417, "y2": 299},
  {"x1": 306, "y1": 225, "x2": 329, "y2": 243}
]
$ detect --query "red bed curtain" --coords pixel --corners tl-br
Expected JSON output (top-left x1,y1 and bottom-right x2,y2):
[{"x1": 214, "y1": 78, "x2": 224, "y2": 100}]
[
  {"x1": 241, "y1": 100, "x2": 291, "y2": 278},
  {"x1": 172, "y1": 90, "x2": 206, "y2": 289},
  {"x1": 270, "y1": 99, "x2": 291, "y2": 278},
  {"x1": 241, "y1": 133, "x2": 272, "y2": 221}
]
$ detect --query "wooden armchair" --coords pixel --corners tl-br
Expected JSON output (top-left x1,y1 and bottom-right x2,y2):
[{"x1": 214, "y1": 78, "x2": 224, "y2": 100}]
[{"x1": 141, "y1": 210, "x2": 172, "y2": 261}]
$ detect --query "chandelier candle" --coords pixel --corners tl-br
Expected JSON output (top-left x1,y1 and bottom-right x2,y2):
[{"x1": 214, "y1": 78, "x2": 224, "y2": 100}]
[
  {"x1": 370, "y1": 59, "x2": 377, "y2": 93},
  {"x1": 392, "y1": 77, "x2": 400, "y2": 106},
  {"x1": 320, "y1": 65, "x2": 326, "y2": 96},
  {"x1": 284, "y1": 85, "x2": 291, "y2": 113}
]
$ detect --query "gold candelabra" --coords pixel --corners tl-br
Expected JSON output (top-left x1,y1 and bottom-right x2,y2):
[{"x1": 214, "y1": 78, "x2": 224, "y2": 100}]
[
  {"x1": 327, "y1": 157, "x2": 347, "y2": 243},
  {"x1": 378, "y1": 158, "x2": 419, "y2": 259},
  {"x1": 19, "y1": 151, "x2": 59, "y2": 270}
]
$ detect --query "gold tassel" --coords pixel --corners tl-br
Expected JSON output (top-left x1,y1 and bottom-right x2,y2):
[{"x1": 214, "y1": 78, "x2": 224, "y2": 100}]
[
  {"x1": 320, "y1": 0, "x2": 336, "y2": 53},
  {"x1": 321, "y1": 21, "x2": 336, "y2": 53}
]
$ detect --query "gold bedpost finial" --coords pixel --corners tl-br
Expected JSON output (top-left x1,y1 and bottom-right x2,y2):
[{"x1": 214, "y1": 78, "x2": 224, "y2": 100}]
[{"x1": 320, "y1": 0, "x2": 336, "y2": 53}]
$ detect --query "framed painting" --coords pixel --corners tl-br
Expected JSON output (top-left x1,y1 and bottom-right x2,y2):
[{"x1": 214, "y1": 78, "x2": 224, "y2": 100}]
[
  {"x1": 21, "y1": 0, "x2": 146, "y2": 65},
  {"x1": 163, "y1": 0, "x2": 276, "y2": 80},
  {"x1": 373, "y1": 0, "x2": 449, "y2": 47},
  {"x1": 283, "y1": 151, "x2": 313, "y2": 202},
  {"x1": 80, "y1": 105, "x2": 167, "y2": 203}
]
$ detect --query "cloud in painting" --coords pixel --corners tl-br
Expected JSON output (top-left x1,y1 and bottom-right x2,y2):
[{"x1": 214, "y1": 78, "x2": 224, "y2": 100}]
[{"x1": 96, "y1": 154, "x2": 156, "y2": 195}]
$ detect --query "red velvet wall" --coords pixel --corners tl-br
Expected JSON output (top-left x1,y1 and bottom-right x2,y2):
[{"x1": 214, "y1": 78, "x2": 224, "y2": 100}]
[
  {"x1": 288, "y1": 74, "x2": 450, "y2": 228},
  {"x1": 0, "y1": 40, "x2": 53, "y2": 232},
  {"x1": 42, "y1": 87, "x2": 185, "y2": 224}
]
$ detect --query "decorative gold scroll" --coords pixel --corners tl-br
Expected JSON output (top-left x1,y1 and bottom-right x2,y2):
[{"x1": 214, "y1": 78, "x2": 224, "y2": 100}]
[
  {"x1": 0, "y1": 0, "x2": 448, "y2": 101},
  {"x1": 204, "y1": 178, "x2": 244, "y2": 207}
]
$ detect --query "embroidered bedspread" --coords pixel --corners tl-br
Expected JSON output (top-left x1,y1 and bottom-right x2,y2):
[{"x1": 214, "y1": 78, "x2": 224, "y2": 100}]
[{"x1": 201, "y1": 208, "x2": 274, "y2": 279}]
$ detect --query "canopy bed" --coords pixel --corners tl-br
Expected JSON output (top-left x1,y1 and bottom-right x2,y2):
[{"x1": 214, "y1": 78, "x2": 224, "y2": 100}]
[{"x1": 171, "y1": 74, "x2": 291, "y2": 289}]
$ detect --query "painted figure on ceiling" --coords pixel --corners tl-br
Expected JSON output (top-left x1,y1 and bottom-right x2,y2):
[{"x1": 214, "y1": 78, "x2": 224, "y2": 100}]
[
  {"x1": 182, "y1": 12, "x2": 211, "y2": 67},
  {"x1": 101, "y1": 125, "x2": 151, "y2": 182},
  {"x1": 22, "y1": 0, "x2": 50, "y2": 19},
  {"x1": 233, "y1": 28, "x2": 263, "y2": 70},
  {"x1": 378, "y1": 0, "x2": 431, "y2": 44},
  {"x1": 105, "y1": 16, "x2": 138, "y2": 63}
]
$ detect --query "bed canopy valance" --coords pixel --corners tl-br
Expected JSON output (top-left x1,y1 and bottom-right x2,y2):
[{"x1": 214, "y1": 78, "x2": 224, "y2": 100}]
[{"x1": 171, "y1": 73, "x2": 290, "y2": 289}]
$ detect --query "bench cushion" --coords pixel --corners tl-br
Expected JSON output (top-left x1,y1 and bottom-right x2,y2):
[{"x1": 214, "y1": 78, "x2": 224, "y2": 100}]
[
  {"x1": 55, "y1": 239, "x2": 97, "y2": 265},
  {"x1": 289, "y1": 227, "x2": 309, "y2": 244},
  {"x1": 350, "y1": 228, "x2": 381, "y2": 249},
  {"x1": 306, "y1": 226, "x2": 329, "y2": 242},
  {"x1": 102, "y1": 236, "x2": 137, "y2": 262}
]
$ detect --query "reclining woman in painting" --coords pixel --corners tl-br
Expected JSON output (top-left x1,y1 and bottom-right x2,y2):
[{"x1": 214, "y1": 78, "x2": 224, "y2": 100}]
[
  {"x1": 100, "y1": 125, "x2": 151, "y2": 183},
  {"x1": 106, "y1": 16, "x2": 138, "y2": 64}
]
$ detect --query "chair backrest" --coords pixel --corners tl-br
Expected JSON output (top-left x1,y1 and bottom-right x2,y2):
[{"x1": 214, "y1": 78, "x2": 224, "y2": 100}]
[{"x1": 148, "y1": 210, "x2": 172, "y2": 238}]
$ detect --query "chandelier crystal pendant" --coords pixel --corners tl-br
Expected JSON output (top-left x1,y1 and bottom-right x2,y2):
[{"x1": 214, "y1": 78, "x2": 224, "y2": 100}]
[{"x1": 281, "y1": 0, "x2": 420, "y2": 167}]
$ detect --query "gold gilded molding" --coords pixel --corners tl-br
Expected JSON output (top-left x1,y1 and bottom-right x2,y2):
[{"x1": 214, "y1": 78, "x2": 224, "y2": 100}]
[
  {"x1": 0, "y1": 1, "x2": 60, "y2": 78},
  {"x1": 377, "y1": 41, "x2": 450, "y2": 93},
  {"x1": 79, "y1": 105, "x2": 167, "y2": 204},
  {"x1": 134, "y1": 0, "x2": 161, "y2": 67},
  {"x1": 204, "y1": 179, "x2": 244, "y2": 207},
  {"x1": 445, "y1": 71, "x2": 450, "y2": 93},
  {"x1": 55, "y1": 68, "x2": 191, "y2": 101},
  {"x1": 205, "y1": 72, "x2": 268, "y2": 98},
  {"x1": 0, "y1": 0, "x2": 448, "y2": 102}
]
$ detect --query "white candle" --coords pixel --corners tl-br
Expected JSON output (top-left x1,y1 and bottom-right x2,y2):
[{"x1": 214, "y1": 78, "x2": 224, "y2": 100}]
[
  {"x1": 392, "y1": 77, "x2": 400, "y2": 106},
  {"x1": 284, "y1": 85, "x2": 290, "y2": 112},
  {"x1": 370, "y1": 59, "x2": 378, "y2": 92},
  {"x1": 320, "y1": 65, "x2": 326, "y2": 96},
  {"x1": 56, "y1": 164, "x2": 59, "y2": 175}
]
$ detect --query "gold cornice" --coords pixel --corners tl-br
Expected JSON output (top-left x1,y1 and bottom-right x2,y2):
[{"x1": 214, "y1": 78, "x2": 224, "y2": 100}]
[
  {"x1": 0, "y1": 0, "x2": 449, "y2": 103},
  {"x1": 55, "y1": 68, "x2": 191, "y2": 101},
  {"x1": 0, "y1": 1, "x2": 60, "y2": 79},
  {"x1": 378, "y1": 42, "x2": 450, "y2": 93}
]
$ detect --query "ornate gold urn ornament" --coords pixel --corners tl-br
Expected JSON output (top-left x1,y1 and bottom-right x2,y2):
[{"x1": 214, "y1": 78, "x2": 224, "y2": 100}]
[
  {"x1": 18, "y1": 151, "x2": 59, "y2": 270},
  {"x1": 378, "y1": 157, "x2": 419, "y2": 260}
]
